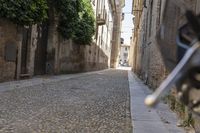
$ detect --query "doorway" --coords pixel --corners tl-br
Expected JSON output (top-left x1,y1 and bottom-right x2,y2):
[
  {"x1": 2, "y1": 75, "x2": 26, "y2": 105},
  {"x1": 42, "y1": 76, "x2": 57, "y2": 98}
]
[{"x1": 34, "y1": 22, "x2": 48, "y2": 75}]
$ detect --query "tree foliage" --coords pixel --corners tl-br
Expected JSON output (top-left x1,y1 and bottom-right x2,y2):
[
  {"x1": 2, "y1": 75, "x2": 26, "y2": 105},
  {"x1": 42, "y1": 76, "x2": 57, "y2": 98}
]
[
  {"x1": 0, "y1": 0, "x2": 95, "y2": 45},
  {"x1": 51, "y1": 0, "x2": 81, "y2": 39},
  {"x1": 0, "y1": 0, "x2": 48, "y2": 25},
  {"x1": 73, "y1": 0, "x2": 95, "y2": 45},
  {"x1": 52, "y1": 0, "x2": 95, "y2": 45}
]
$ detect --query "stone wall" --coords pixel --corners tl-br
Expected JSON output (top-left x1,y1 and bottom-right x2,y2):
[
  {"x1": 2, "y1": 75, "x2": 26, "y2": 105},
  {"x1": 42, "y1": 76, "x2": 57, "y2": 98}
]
[
  {"x1": 57, "y1": 38, "x2": 109, "y2": 74},
  {"x1": 83, "y1": 43, "x2": 109, "y2": 71},
  {"x1": 132, "y1": 0, "x2": 198, "y2": 87},
  {"x1": 45, "y1": 7, "x2": 110, "y2": 74},
  {"x1": 0, "y1": 16, "x2": 110, "y2": 82},
  {"x1": 0, "y1": 19, "x2": 47, "y2": 82},
  {"x1": 0, "y1": 20, "x2": 22, "y2": 82},
  {"x1": 131, "y1": 0, "x2": 166, "y2": 88},
  {"x1": 131, "y1": 0, "x2": 200, "y2": 131},
  {"x1": 0, "y1": 0, "x2": 118, "y2": 81}
]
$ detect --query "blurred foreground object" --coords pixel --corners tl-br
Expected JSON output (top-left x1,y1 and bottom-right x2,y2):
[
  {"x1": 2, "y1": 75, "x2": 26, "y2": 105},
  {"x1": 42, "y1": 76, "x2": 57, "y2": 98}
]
[{"x1": 145, "y1": 0, "x2": 200, "y2": 116}]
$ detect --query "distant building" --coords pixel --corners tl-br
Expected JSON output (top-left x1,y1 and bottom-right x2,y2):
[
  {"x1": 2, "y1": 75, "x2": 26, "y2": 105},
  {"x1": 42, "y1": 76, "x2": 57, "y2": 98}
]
[
  {"x1": 119, "y1": 44, "x2": 130, "y2": 66},
  {"x1": 92, "y1": 0, "x2": 118, "y2": 69},
  {"x1": 120, "y1": 38, "x2": 124, "y2": 44}
]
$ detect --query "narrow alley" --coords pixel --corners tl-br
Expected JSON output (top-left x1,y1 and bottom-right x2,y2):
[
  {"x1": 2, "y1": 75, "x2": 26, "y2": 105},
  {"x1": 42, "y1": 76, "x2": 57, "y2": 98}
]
[
  {"x1": 0, "y1": 69, "x2": 188, "y2": 133},
  {"x1": 1, "y1": 0, "x2": 200, "y2": 132}
]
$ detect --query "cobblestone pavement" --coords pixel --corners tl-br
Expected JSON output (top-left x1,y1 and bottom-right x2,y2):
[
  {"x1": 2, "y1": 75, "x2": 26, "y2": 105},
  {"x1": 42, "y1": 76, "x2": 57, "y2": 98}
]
[{"x1": 0, "y1": 70, "x2": 132, "y2": 133}]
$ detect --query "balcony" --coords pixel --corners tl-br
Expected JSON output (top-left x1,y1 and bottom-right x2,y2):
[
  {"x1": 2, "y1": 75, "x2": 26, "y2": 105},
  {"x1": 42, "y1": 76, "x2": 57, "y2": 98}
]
[{"x1": 97, "y1": 7, "x2": 107, "y2": 25}]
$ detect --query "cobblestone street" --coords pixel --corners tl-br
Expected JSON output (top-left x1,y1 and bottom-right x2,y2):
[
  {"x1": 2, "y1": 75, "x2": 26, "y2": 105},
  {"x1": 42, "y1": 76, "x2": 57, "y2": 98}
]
[
  {"x1": 0, "y1": 69, "x2": 191, "y2": 133},
  {"x1": 0, "y1": 70, "x2": 132, "y2": 133}
]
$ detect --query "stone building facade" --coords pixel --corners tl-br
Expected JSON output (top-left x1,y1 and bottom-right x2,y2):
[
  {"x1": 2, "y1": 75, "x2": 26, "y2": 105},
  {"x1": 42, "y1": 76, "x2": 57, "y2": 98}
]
[
  {"x1": 131, "y1": 0, "x2": 166, "y2": 88},
  {"x1": 119, "y1": 44, "x2": 130, "y2": 66},
  {"x1": 131, "y1": 0, "x2": 200, "y2": 87},
  {"x1": 131, "y1": 0, "x2": 200, "y2": 131}
]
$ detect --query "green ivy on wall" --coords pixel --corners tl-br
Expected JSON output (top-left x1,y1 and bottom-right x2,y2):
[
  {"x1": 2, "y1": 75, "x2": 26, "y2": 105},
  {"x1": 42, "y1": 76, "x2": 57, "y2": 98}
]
[
  {"x1": 0, "y1": 0, "x2": 48, "y2": 25},
  {"x1": 0, "y1": 0, "x2": 95, "y2": 45},
  {"x1": 73, "y1": 0, "x2": 95, "y2": 45},
  {"x1": 52, "y1": 0, "x2": 95, "y2": 45}
]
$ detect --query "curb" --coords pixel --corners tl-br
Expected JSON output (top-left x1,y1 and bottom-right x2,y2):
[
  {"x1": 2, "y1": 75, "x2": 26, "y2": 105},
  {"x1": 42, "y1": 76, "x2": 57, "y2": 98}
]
[{"x1": 128, "y1": 71, "x2": 186, "y2": 133}]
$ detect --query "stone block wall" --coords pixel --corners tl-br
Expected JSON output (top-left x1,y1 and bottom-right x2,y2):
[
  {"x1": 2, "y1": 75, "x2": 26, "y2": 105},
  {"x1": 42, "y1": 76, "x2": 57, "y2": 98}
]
[
  {"x1": 0, "y1": 19, "x2": 46, "y2": 82},
  {"x1": 83, "y1": 43, "x2": 109, "y2": 72},
  {"x1": 0, "y1": 17, "x2": 110, "y2": 82},
  {"x1": 131, "y1": 0, "x2": 200, "y2": 131},
  {"x1": 58, "y1": 39, "x2": 85, "y2": 73},
  {"x1": 57, "y1": 39, "x2": 109, "y2": 74},
  {"x1": 0, "y1": 20, "x2": 22, "y2": 82},
  {"x1": 132, "y1": 0, "x2": 166, "y2": 88}
]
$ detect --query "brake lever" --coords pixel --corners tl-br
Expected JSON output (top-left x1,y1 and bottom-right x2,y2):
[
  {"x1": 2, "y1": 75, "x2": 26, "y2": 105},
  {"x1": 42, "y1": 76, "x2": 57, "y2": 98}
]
[{"x1": 145, "y1": 42, "x2": 200, "y2": 107}]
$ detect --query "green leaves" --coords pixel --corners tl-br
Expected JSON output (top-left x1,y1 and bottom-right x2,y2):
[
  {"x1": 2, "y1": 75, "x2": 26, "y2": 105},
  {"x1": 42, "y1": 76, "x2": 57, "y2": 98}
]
[
  {"x1": 0, "y1": 0, "x2": 48, "y2": 25},
  {"x1": 73, "y1": 0, "x2": 95, "y2": 45},
  {"x1": 0, "y1": 0, "x2": 95, "y2": 45},
  {"x1": 54, "y1": 0, "x2": 95, "y2": 45},
  {"x1": 54, "y1": 0, "x2": 81, "y2": 39}
]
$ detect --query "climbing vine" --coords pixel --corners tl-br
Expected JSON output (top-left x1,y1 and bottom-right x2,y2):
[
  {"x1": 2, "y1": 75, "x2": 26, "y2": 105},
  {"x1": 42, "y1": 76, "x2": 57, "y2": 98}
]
[
  {"x1": 73, "y1": 0, "x2": 95, "y2": 45},
  {"x1": 49, "y1": 0, "x2": 80, "y2": 39},
  {"x1": 0, "y1": 0, "x2": 95, "y2": 45},
  {"x1": 0, "y1": 0, "x2": 48, "y2": 25},
  {"x1": 52, "y1": 0, "x2": 95, "y2": 45}
]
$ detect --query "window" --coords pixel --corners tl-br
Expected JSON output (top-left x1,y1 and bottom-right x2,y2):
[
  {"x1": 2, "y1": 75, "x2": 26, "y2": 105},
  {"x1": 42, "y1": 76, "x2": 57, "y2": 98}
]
[
  {"x1": 121, "y1": 38, "x2": 124, "y2": 44},
  {"x1": 149, "y1": 1, "x2": 153, "y2": 37},
  {"x1": 91, "y1": 0, "x2": 95, "y2": 6},
  {"x1": 124, "y1": 53, "x2": 128, "y2": 58}
]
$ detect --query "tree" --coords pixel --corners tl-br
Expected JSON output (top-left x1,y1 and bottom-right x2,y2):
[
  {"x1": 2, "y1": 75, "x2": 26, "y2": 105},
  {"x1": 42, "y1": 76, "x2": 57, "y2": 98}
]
[
  {"x1": 0, "y1": 0, "x2": 48, "y2": 25},
  {"x1": 51, "y1": 0, "x2": 95, "y2": 45}
]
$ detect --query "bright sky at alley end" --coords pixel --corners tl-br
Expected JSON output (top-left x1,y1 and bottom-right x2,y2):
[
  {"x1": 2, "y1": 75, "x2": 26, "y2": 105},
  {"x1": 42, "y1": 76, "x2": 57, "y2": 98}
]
[{"x1": 121, "y1": 0, "x2": 134, "y2": 45}]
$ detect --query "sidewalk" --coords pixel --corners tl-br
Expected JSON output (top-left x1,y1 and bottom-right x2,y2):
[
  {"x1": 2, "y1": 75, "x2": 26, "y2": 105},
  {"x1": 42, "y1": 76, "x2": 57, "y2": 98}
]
[{"x1": 128, "y1": 71, "x2": 186, "y2": 133}]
